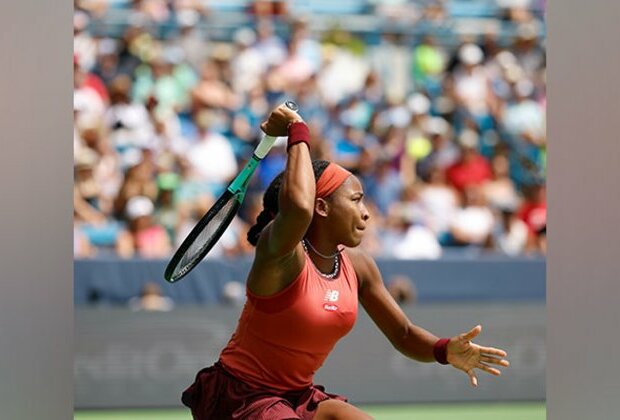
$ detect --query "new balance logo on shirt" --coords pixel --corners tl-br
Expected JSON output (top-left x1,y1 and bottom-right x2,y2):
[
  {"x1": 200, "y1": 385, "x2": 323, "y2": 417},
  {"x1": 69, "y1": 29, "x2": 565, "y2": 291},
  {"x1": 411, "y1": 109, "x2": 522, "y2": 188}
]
[
  {"x1": 323, "y1": 290, "x2": 340, "y2": 311},
  {"x1": 324, "y1": 290, "x2": 339, "y2": 302}
]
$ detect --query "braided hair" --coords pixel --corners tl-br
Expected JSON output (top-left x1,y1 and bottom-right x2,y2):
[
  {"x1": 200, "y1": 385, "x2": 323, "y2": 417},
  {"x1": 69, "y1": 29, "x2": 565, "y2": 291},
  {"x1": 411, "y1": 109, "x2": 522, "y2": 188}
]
[{"x1": 247, "y1": 160, "x2": 330, "y2": 246}]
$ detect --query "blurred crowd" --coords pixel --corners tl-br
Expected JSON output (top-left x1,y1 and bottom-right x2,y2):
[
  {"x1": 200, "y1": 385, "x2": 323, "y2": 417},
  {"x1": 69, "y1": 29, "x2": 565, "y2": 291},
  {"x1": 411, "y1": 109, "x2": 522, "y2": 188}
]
[{"x1": 74, "y1": 0, "x2": 546, "y2": 260}]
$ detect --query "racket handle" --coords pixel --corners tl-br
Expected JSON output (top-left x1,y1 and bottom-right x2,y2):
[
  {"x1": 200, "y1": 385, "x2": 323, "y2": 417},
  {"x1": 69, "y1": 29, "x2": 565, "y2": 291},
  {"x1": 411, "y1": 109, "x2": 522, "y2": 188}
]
[
  {"x1": 253, "y1": 101, "x2": 299, "y2": 159},
  {"x1": 254, "y1": 135, "x2": 278, "y2": 159}
]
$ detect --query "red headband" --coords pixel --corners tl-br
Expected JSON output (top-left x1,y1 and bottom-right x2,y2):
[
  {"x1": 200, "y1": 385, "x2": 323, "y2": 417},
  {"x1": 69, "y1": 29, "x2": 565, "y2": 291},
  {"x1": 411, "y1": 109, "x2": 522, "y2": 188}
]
[{"x1": 316, "y1": 163, "x2": 351, "y2": 198}]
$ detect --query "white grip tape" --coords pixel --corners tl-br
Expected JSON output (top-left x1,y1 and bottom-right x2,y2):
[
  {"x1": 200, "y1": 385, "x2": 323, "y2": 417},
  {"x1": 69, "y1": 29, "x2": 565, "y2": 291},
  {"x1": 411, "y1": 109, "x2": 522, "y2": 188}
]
[{"x1": 253, "y1": 135, "x2": 277, "y2": 159}]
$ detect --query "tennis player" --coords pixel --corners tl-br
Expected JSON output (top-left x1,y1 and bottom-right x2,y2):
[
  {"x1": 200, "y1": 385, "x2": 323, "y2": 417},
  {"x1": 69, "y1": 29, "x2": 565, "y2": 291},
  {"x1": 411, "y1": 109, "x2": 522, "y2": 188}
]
[{"x1": 181, "y1": 104, "x2": 510, "y2": 419}]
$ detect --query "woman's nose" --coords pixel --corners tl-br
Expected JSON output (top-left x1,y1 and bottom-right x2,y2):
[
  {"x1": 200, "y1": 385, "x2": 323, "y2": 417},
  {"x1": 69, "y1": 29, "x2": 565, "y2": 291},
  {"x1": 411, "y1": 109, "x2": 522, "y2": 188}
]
[{"x1": 362, "y1": 206, "x2": 370, "y2": 221}]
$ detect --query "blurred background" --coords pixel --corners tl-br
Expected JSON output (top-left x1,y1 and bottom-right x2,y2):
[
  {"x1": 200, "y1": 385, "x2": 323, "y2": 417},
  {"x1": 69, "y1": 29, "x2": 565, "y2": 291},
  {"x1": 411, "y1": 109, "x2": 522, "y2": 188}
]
[{"x1": 73, "y1": 0, "x2": 546, "y2": 418}]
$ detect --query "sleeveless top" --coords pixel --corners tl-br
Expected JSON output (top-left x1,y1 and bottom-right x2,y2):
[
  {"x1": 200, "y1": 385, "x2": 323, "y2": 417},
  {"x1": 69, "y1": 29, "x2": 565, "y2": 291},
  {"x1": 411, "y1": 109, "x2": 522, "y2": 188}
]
[{"x1": 219, "y1": 249, "x2": 359, "y2": 391}]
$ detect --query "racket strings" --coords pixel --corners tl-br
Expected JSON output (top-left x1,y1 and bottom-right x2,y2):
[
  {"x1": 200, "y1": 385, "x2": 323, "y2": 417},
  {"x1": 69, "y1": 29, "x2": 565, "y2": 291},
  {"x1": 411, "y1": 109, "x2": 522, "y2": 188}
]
[{"x1": 172, "y1": 198, "x2": 239, "y2": 279}]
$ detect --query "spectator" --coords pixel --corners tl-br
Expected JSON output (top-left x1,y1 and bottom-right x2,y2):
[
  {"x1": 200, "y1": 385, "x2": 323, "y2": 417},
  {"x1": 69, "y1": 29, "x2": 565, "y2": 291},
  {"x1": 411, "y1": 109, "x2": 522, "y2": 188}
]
[
  {"x1": 73, "y1": 10, "x2": 97, "y2": 71},
  {"x1": 386, "y1": 275, "x2": 417, "y2": 306},
  {"x1": 412, "y1": 36, "x2": 447, "y2": 91},
  {"x1": 191, "y1": 59, "x2": 239, "y2": 111},
  {"x1": 517, "y1": 183, "x2": 547, "y2": 236},
  {"x1": 154, "y1": 172, "x2": 182, "y2": 244},
  {"x1": 221, "y1": 281, "x2": 246, "y2": 306},
  {"x1": 74, "y1": 221, "x2": 96, "y2": 258},
  {"x1": 173, "y1": 9, "x2": 210, "y2": 71},
  {"x1": 133, "y1": 47, "x2": 197, "y2": 115},
  {"x1": 72, "y1": 7, "x2": 546, "y2": 259},
  {"x1": 384, "y1": 212, "x2": 442, "y2": 260},
  {"x1": 482, "y1": 153, "x2": 521, "y2": 210},
  {"x1": 121, "y1": 195, "x2": 172, "y2": 258},
  {"x1": 415, "y1": 116, "x2": 460, "y2": 181},
  {"x1": 185, "y1": 110, "x2": 239, "y2": 196},
  {"x1": 502, "y1": 77, "x2": 546, "y2": 146},
  {"x1": 230, "y1": 27, "x2": 267, "y2": 95},
  {"x1": 363, "y1": 157, "x2": 403, "y2": 216},
  {"x1": 128, "y1": 282, "x2": 174, "y2": 312},
  {"x1": 254, "y1": 19, "x2": 287, "y2": 67},
  {"x1": 105, "y1": 75, "x2": 157, "y2": 153},
  {"x1": 92, "y1": 38, "x2": 123, "y2": 87},
  {"x1": 448, "y1": 185, "x2": 495, "y2": 247},
  {"x1": 446, "y1": 129, "x2": 493, "y2": 192},
  {"x1": 534, "y1": 224, "x2": 546, "y2": 255},
  {"x1": 419, "y1": 165, "x2": 460, "y2": 244},
  {"x1": 289, "y1": 18, "x2": 323, "y2": 74},
  {"x1": 74, "y1": 182, "x2": 128, "y2": 258},
  {"x1": 452, "y1": 42, "x2": 497, "y2": 129},
  {"x1": 386, "y1": 183, "x2": 443, "y2": 259},
  {"x1": 272, "y1": 34, "x2": 315, "y2": 89},
  {"x1": 74, "y1": 54, "x2": 107, "y2": 124},
  {"x1": 491, "y1": 204, "x2": 529, "y2": 256},
  {"x1": 74, "y1": 148, "x2": 103, "y2": 211},
  {"x1": 370, "y1": 32, "x2": 411, "y2": 103},
  {"x1": 113, "y1": 148, "x2": 159, "y2": 217}
]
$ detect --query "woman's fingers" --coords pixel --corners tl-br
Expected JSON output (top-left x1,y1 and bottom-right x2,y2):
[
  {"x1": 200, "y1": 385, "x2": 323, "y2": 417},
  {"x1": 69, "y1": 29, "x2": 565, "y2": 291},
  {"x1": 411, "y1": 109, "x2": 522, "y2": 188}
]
[
  {"x1": 476, "y1": 362, "x2": 502, "y2": 376},
  {"x1": 461, "y1": 325, "x2": 482, "y2": 341},
  {"x1": 480, "y1": 346, "x2": 508, "y2": 358},
  {"x1": 481, "y1": 355, "x2": 510, "y2": 367},
  {"x1": 467, "y1": 370, "x2": 478, "y2": 387}
]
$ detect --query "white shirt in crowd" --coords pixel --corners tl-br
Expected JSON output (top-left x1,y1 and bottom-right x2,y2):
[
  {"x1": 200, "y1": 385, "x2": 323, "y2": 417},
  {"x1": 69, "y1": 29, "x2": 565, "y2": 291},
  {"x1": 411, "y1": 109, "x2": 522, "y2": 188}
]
[
  {"x1": 393, "y1": 225, "x2": 443, "y2": 260},
  {"x1": 419, "y1": 186, "x2": 459, "y2": 235},
  {"x1": 187, "y1": 132, "x2": 238, "y2": 184},
  {"x1": 450, "y1": 206, "x2": 495, "y2": 244}
]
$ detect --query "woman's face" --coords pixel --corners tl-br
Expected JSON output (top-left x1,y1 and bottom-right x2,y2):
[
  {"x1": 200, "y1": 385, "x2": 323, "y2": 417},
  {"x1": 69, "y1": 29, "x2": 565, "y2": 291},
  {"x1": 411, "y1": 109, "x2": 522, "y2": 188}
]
[{"x1": 324, "y1": 176, "x2": 370, "y2": 247}]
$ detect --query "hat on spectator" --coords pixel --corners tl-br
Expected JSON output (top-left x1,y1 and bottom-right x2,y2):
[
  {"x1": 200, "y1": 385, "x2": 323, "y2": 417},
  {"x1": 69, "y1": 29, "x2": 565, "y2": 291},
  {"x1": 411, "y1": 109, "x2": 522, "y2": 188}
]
[
  {"x1": 98, "y1": 38, "x2": 118, "y2": 56},
  {"x1": 426, "y1": 116, "x2": 450, "y2": 137},
  {"x1": 458, "y1": 129, "x2": 479, "y2": 149},
  {"x1": 515, "y1": 78, "x2": 535, "y2": 98},
  {"x1": 496, "y1": 50, "x2": 517, "y2": 70},
  {"x1": 505, "y1": 64, "x2": 525, "y2": 83},
  {"x1": 495, "y1": 197, "x2": 520, "y2": 213},
  {"x1": 177, "y1": 9, "x2": 200, "y2": 27},
  {"x1": 234, "y1": 27, "x2": 257, "y2": 47},
  {"x1": 517, "y1": 22, "x2": 538, "y2": 41},
  {"x1": 211, "y1": 43, "x2": 235, "y2": 61},
  {"x1": 163, "y1": 46, "x2": 185, "y2": 65},
  {"x1": 126, "y1": 196, "x2": 155, "y2": 220},
  {"x1": 385, "y1": 106, "x2": 411, "y2": 128},
  {"x1": 73, "y1": 90, "x2": 89, "y2": 112},
  {"x1": 458, "y1": 43, "x2": 484, "y2": 66},
  {"x1": 75, "y1": 148, "x2": 99, "y2": 169},
  {"x1": 407, "y1": 93, "x2": 431, "y2": 115},
  {"x1": 73, "y1": 11, "x2": 89, "y2": 31}
]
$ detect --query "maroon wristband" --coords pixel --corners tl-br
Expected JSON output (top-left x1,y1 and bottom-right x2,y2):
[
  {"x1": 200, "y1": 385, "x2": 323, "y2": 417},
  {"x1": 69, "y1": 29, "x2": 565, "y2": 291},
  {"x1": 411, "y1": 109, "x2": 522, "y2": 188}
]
[
  {"x1": 286, "y1": 121, "x2": 310, "y2": 151},
  {"x1": 433, "y1": 338, "x2": 451, "y2": 365}
]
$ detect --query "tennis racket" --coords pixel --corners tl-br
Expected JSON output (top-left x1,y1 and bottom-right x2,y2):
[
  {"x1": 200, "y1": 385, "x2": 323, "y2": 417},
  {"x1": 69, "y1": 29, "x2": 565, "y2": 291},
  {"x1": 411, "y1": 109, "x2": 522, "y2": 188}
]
[{"x1": 164, "y1": 101, "x2": 299, "y2": 283}]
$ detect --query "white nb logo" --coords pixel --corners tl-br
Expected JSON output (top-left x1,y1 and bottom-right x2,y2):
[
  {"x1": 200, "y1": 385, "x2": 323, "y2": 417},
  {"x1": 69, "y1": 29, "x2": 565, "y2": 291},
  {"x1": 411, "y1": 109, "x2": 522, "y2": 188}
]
[{"x1": 324, "y1": 290, "x2": 339, "y2": 302}]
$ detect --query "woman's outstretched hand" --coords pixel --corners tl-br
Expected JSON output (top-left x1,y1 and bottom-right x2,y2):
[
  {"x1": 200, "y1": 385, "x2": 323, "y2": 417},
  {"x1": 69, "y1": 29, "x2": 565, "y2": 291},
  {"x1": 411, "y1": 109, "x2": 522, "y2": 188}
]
[{"x1": 447, "y1": 325, "x2": 510, "y2": 387}]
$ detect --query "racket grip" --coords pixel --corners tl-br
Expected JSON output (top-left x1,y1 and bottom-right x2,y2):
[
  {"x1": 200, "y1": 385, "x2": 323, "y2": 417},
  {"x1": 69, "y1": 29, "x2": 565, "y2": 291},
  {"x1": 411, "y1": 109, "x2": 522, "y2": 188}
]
[
  {"x1": 253, "y1": 101, "x2": 299, "y2": 159},
  {"x1": 254, "y1": 135, "x2": 277, "y2": 159}
]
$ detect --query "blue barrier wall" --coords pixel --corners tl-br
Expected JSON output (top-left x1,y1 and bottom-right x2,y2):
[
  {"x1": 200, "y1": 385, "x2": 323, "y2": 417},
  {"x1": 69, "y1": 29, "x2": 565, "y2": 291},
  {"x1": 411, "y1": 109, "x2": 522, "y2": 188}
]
[{"x1": 74, "y1": 256, "x2": 545, "y2": 305}]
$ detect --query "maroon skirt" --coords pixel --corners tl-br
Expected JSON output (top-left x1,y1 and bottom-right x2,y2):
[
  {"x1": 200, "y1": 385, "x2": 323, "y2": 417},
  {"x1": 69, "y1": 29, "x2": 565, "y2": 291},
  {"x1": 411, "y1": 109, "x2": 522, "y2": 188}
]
[{"x1": 181, "y1": 362, "x2": 347, "y2": 419}]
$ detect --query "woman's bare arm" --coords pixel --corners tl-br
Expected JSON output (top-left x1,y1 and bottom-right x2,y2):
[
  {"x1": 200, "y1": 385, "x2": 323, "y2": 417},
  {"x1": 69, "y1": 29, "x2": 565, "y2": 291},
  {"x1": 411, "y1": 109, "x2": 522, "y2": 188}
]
[{"x1": 248, "y1": 105, "x2": 315, "y2": 295}]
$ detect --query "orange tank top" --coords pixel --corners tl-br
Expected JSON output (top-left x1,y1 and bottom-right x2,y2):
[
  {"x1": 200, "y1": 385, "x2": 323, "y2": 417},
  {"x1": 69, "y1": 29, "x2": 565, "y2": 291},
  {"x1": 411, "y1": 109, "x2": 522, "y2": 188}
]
[{"x1": 219, "y1": 249, "x2": 358, "y2": 391}]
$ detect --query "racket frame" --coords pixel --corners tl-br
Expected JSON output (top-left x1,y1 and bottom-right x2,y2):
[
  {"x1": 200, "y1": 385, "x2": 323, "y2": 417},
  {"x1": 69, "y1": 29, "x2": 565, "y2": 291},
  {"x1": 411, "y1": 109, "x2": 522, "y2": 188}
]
[{"x1": 164, "y1": 142, "x2": 274, "y2": 283}]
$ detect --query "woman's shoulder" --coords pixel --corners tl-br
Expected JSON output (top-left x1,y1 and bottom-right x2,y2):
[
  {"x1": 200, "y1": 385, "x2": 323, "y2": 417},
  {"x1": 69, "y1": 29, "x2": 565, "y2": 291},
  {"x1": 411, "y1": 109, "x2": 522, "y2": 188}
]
[
  {"x1": 343, "y1": 246, "x2": 368, "y2": 265},
  {"x1": 343, "y1": 247, "x2": 379, "y2": 288}
]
